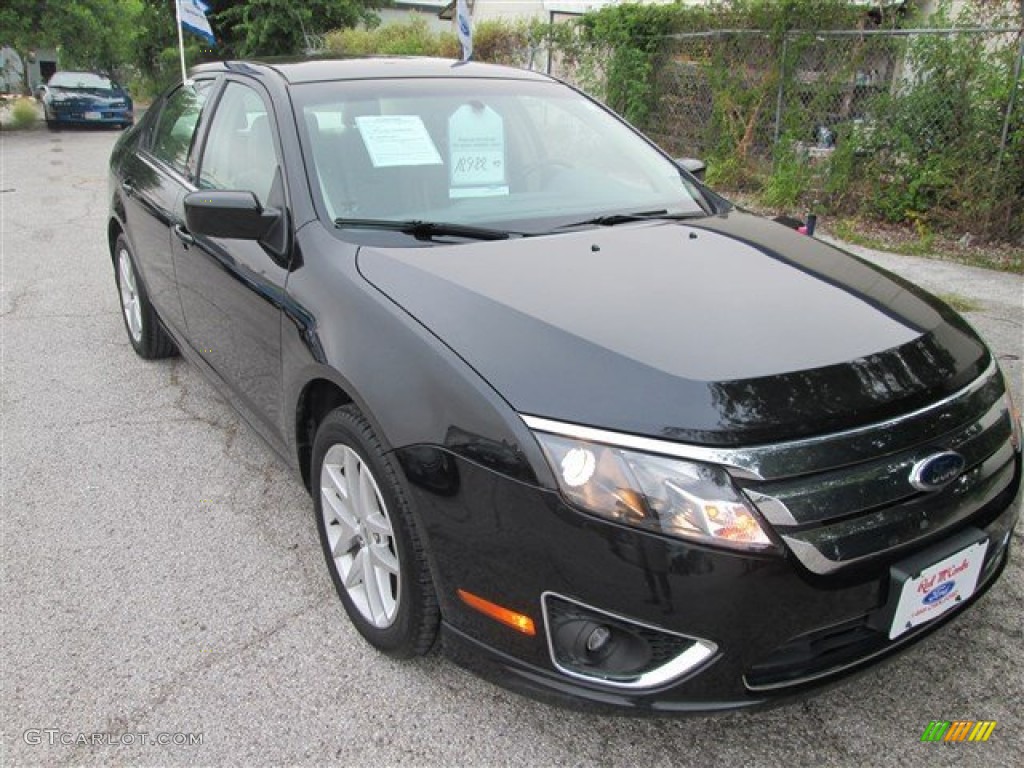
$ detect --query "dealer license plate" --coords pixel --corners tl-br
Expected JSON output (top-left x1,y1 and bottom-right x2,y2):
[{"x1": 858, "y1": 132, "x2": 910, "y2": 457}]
[{"x1": 889, "y1": 540, "x2": 988, "y2": 639}]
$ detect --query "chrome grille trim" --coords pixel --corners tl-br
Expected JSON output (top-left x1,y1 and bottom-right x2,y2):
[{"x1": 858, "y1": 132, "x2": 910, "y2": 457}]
[
  {"x1": 779, "y1": 449, "x2": 1015, "y2": 574},
  {"x1": 748, "y1": 397, "x2": 1013, "y2": 527},
  {"x1": 522, "y1": 360, "x2": 1002, "y2": 482}
]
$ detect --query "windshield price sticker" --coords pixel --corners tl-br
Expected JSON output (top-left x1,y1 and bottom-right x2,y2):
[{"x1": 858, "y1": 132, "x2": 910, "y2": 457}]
[
  {"x1": 355, "y1": 115, "x2": 442, "y2": 168},
  {"x1": 448, "y1": 103, "x2": 509, "y2": 198}
]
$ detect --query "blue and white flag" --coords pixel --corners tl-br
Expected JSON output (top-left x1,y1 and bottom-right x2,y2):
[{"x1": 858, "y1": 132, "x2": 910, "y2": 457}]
[
  {"x1": 178, "y1": 0, "x2": 216, "y2": 45},
  {"x1": 456, "y1": 0, "x2": 472, "y2": 62}
]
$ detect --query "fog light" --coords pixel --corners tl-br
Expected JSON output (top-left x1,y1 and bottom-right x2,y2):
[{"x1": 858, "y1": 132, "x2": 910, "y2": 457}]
[
  {"x1": 586, "y1": 625, "x2": 612, "y2": 653},
  {"x1": 554, "y1": 618, "x2": 652, "y2": 676},
  {"x1": 543, "y1": 593, "x2": 717, "y2": 690}
]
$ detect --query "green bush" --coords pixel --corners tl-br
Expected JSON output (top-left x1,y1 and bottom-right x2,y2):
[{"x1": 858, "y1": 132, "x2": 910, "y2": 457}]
[
  {"x1": 8, "y1": 98, "x2": 38, "y2": 129},
  {"x1": 762, "y1": 141, "x2": 814, "y2": 208},
  {"x1": 472, "y1": 20, "x2": 533, "y2": 67},
  {"x1": 577, "y1": 4, "x2": 676, "y2": 127},
  {"x1": 325, "y1": 16, "x2": 458, "y2": 58},
  {"x1": 324, "y1": 16, "x2": 548, "y2": 65},
  {"x1": 836, "y1": 4, "x2": 1023, "y2": 240}
]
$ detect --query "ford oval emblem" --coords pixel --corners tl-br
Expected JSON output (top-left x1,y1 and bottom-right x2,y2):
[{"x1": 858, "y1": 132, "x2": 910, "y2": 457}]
[
  {"x1": 923, "y1": 581, "x2": 956, "y2": 605},
  {"x1": 910, "y1": 451, "x2": 966, "y2": 492}
]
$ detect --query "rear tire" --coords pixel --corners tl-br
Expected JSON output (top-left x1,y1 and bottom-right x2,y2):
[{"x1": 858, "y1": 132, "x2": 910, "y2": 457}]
[
  {"x1": 313, "y1": 405, "x2": 439, "y2": 658},
  {"x1": 114, "y1": 234, "x2": 176, "y2": 359}
]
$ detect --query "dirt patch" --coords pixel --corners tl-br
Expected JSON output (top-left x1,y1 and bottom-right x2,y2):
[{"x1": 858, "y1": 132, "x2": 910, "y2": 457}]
[{"x1": 730, "y1": 193, "x2": 1023, "y2": 274}]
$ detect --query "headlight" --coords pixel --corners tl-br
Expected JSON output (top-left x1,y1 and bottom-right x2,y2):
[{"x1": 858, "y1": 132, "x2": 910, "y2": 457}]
[{"x1": 534, "y1": 432, "x2": 776, "y2": 551}]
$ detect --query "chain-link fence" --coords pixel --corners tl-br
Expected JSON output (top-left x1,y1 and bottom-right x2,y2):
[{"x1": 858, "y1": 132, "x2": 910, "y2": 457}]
[{"x1": 546, "y1": 26, "x2": 1024, "y2": 242}]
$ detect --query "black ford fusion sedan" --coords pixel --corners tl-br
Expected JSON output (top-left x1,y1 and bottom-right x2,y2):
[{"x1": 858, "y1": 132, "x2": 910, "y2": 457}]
[{"x1": 108, "y1": 58, "x2": 1021, "y2": 713}]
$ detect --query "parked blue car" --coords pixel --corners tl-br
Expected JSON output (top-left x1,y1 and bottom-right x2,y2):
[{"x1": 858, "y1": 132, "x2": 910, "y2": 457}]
[{"x1": 39, "y1": 71, "x2": 133, "y2": 130}]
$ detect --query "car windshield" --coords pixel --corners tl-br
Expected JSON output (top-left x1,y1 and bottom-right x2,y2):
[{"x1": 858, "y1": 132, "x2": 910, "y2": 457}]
[
  {"x1": 293, "y1": 77, "x2": 707, "y2": 234},
  {"x1": 49, "y1": 72, "x2": 115, "y2": 90}
]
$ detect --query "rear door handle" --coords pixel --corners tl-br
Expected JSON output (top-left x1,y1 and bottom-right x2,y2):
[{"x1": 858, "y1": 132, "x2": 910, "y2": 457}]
[{"x1": 173, "y1": 224, "x2": 195, "y2": 246}]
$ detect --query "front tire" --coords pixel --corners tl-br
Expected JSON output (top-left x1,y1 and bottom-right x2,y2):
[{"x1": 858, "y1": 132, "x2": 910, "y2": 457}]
[
  {"x1": 114, "y1": 234, "x2": 176, "y2": 359},
  {"x1": 313, "y1": 405, "x2": 439, "y2": 658}
]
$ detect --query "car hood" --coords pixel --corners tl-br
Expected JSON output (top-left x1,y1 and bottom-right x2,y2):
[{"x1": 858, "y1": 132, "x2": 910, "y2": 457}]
[{"x1": 357, "y1": 211, "x2": 989, "y2": 446}]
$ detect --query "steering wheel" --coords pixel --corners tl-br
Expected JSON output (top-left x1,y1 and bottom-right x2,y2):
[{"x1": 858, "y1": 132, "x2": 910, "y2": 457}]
[{"x1": 521, "y1": 159, "x2": 574, "y2": 186}]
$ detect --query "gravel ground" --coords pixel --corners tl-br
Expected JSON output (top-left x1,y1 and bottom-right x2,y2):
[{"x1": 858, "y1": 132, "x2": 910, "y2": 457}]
[{"x1": 1, "y1": 126, "x2": 1022, "y2": 767}]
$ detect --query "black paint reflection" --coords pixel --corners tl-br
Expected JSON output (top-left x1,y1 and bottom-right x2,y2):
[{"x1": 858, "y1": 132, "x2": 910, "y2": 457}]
[
  {"x1": 396, "y1": 445, "x2": 461, "y2": 497},
  {"x1": 443, "y1": 425, "x2": 537, "y2": 484},
  {"x1": 693, "y1": 322, "x2": 984, "y2": 445}
]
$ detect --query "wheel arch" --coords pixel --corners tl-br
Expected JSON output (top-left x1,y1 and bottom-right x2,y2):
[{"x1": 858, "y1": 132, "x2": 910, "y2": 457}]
[
  {"x1": 107, "y1": 217, "x2": 124, "y2": 262},
  {"x1": 295, "y1": 377, "x2": 355, "y2": 491}
]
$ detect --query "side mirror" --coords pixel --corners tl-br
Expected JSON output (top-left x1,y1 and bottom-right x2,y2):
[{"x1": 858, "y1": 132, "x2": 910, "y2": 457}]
[
  {"x1": 772, "y1": 215, "x2": 804, "y2": 231},
  {"x1": 184, "y1": 190, "x2": 279, "y2": 241},
  {"x1": 772, "y1": 214, "x2": 817, "y2": 236},
  {"x1": 676, "y1": 157, "x2": 707, "y2": 182}
]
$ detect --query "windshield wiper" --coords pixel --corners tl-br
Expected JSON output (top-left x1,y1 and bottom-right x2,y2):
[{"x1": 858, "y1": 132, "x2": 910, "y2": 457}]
[
  {"x1": 555, "y1": 210, "x2": 705, "y2": 230},
  {"x1": 334, "y1": 218, "x2": 517, "y2": 241}
]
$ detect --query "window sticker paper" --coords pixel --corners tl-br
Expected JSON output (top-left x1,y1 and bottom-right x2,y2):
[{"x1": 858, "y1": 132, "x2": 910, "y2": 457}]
[
  {"x1": 355, "y1": 115, "x2": 443, "y2": 168},
  {"x1": 448, "y1": 104, "x2": 509, "y2": 198}
]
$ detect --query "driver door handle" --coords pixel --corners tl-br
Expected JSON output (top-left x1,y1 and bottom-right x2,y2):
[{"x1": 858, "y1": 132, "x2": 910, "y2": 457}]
[{"x1": 173, "y1": 224, "x2": 195, "y2": 246}]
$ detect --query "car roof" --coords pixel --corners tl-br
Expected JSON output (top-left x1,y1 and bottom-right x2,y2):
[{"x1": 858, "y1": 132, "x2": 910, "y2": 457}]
[{"x1": 191, "y1": 57, "x2": 553, "y2": 85}]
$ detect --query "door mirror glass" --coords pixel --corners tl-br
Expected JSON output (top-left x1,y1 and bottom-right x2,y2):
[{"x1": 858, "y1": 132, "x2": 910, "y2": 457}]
[{"x1": 676, "y1": 157, "x2": 706, "y2": 181}]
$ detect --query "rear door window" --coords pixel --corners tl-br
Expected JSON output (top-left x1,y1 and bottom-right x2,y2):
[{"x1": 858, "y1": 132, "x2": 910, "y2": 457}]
[{"x1": 150, "y1": 81, "x2": 214, "y2": 177}]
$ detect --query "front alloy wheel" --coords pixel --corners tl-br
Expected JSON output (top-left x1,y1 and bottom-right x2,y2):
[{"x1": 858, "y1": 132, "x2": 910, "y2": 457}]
[
  {"x1": 313, "y1": 406, "x2": 439, "y2": 657},
  {"x1": 320, "y1": 444, "x2": 401, "y2": 628}
]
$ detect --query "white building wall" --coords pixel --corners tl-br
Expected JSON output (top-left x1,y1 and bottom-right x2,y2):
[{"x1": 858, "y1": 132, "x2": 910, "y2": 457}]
[
  {"x1": 377, "y1": 8, "x2": 452, "y2": 34},
  {"x1": 473, "y1": 0, "x2": 702, "y2": 24}
]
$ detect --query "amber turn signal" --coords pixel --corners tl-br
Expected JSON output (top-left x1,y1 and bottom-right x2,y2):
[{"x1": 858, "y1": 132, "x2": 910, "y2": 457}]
[{"x1": 457, "y1": 589, "x2": 536, "y2": 636}]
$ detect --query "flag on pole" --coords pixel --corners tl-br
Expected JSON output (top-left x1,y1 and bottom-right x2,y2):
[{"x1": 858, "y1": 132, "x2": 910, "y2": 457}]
[
  {"x1": 456, "y1": 0, "x2": 472, "y2": 62},
  {"x1": 178, "y1": 0, "x2": 216, "y2": 45}
]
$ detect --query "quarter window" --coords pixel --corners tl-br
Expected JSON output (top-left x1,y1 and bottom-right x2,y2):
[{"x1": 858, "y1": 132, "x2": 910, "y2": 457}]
[
  {"x1": 150, "y1": 81, "x2": 212, "y2": 176},
  {"x1": 199, "y1": 82, "x2": 279, "y2": 206}
]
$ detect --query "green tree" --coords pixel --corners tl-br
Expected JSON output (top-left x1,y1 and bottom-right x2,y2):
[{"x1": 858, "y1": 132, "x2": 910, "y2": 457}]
[
  {"x1": 211, "y1": 0, "x2": 381, "y2": 58},
  {"x1": 0, "y1": 0, "x2": 142, "y2": 81},
  {"x1": 129, "y1": 0, "x2": 382, "y2": 94},
  {"x1": 133, "y1": 0, "x2": 201, "y2": 91}
]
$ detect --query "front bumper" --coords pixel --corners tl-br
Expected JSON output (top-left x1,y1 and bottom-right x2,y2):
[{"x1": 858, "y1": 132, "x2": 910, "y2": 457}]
[
  {"x1": 47, "y1": 105, "x2": 133, "y2": 127},
  {"x1": 399, "y1": 447, "x2": 1020, "y2": 713}
]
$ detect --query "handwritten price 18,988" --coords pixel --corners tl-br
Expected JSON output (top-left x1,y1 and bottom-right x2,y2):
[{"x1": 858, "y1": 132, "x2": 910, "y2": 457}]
[{"x1": 454, "y1": 156, "x2": 493, "y2": 173}]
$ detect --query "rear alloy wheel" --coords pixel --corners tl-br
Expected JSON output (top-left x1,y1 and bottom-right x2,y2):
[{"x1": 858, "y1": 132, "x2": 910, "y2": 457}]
[
  {"x1": 114, "y1": 235, "x2": 176, "y2": 359},
  {"x1": 313, "y1": 405, "x2": 439, "y2": 657}
]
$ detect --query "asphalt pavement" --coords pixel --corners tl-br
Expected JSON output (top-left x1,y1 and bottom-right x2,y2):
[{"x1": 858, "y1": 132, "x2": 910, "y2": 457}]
[{"x1": 1, "y1": 126, "x2": 1022, "y2": 767}]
